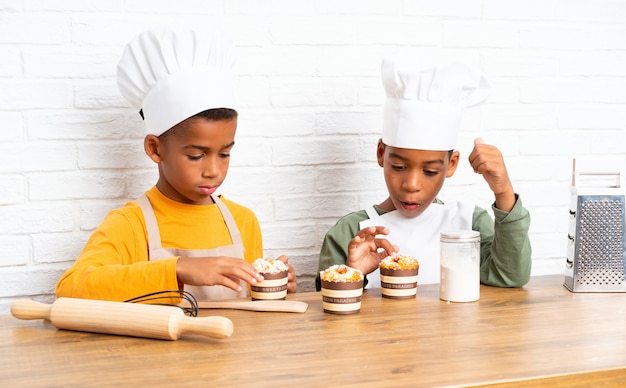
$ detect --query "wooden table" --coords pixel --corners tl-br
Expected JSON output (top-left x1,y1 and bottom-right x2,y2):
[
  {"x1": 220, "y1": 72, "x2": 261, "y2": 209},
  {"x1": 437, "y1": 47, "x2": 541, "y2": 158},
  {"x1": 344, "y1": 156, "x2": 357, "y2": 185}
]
[{"x1": 2, "y1": 275, "x2": 625, "y2": 387}]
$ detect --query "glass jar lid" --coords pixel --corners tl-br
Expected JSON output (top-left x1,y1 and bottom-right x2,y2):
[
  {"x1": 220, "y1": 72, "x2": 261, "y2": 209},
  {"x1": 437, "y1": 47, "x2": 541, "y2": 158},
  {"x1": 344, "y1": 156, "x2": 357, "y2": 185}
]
[{"x1": 440, "y1": 229, "x2": 480, "y2": 242}]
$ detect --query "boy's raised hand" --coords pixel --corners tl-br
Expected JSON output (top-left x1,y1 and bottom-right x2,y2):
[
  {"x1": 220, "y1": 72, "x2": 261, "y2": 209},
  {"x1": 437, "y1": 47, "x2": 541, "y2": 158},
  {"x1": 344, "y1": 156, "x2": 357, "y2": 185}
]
[
  {"x1": 176, "y1": 257, "x2": 264, "y2": 293},
  {"x1": 276, "y1": 255, "x2": 297, "y2": 293},
  {"x1": 347, "y1": 226, "x2": 398, "y2": 275},
  {"x1": 468, "y1": 137, "x2": 516, "y2": 212}
]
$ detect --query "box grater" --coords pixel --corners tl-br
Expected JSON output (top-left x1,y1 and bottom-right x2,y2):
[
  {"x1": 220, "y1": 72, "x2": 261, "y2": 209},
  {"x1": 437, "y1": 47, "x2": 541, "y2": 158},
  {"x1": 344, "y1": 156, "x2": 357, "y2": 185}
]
[{"x1": 564, "y1": 157, "x2": 626, "y2": 292}]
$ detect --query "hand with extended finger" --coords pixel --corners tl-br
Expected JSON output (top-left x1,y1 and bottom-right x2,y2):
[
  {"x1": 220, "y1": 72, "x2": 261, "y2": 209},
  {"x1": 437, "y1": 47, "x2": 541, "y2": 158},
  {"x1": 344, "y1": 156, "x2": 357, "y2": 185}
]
[
  {"x1": 176, "y1": 256, "x2": 265, "y2": 293},
  {"x1": 347, "y1": 226, "x2": 399, "y2": 275}
]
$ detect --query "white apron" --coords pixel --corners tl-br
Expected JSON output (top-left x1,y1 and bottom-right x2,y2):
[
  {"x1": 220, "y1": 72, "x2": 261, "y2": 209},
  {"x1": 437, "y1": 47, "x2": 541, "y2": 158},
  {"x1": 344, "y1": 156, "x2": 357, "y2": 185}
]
[
  {"x1": 137, "y1": 194, "x2": 248, "y2": 300},
  {"x1": 359, "y1": 201, "x2": 474, "y2": 288}
]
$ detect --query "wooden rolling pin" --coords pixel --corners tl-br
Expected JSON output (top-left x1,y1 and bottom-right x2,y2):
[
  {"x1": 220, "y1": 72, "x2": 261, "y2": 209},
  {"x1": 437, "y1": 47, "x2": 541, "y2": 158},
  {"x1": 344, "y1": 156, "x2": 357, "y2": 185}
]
[{"x1": 11, "y1": 298, "x2": 233, "y2": 340}]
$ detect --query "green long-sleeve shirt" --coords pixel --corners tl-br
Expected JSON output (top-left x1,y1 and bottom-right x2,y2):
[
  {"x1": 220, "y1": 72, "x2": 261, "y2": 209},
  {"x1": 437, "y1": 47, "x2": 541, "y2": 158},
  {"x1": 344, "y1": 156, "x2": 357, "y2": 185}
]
[{"x1": 316, "y1": 194, "x2": 532, "y2": 291}]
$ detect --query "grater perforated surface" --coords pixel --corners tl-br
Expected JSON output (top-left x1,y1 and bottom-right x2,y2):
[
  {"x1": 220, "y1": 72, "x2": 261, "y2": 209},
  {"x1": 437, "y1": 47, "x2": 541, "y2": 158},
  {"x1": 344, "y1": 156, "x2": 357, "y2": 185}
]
[{"x1": 572, "y1": 196, "x2": 626, "y2": 290}]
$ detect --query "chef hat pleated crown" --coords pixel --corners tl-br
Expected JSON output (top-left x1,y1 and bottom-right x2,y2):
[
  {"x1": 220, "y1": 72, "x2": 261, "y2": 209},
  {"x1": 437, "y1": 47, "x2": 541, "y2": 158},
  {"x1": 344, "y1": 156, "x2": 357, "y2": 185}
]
[
  {"x1": 116, "y1": 27, "x2": 236, "y2": 136},
  {"x1": 381, "y1": 48, "x2": 490, "y2": 151}
]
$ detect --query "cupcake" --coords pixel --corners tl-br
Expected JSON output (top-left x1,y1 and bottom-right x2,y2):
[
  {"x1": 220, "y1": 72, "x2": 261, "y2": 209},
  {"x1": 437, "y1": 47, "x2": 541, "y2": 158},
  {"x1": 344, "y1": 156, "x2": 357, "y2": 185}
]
[
  {"x1": 320, "y1": 264, "x2": 364, "y2": 314},
  {"x1": 250, "y1": 258, "x2": 289, "y2": 301},
  {"x1": 379, "y1": 254, "x2": 420, "y2": 299}
]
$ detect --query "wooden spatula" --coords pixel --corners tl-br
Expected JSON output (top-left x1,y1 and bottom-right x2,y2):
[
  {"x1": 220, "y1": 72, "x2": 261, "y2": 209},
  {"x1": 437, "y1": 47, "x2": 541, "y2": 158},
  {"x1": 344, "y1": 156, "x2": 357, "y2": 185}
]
[{"x1": 184, "y1": 299, "x2": 308, "y2": 313}]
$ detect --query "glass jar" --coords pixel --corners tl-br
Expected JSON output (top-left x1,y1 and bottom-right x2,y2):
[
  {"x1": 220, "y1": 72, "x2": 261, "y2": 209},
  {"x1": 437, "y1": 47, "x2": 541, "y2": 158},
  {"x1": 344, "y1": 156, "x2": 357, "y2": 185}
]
[{"x1": 440, "y1": 230, "x2": 480, "y2": 302}]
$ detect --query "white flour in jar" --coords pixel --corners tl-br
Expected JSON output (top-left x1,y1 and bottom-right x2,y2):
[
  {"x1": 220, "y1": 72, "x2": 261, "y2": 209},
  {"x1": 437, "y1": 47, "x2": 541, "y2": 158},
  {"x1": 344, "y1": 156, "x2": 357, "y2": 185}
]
[{"x1": 439, "y1": 230, "x2": 481, "y2": 302}]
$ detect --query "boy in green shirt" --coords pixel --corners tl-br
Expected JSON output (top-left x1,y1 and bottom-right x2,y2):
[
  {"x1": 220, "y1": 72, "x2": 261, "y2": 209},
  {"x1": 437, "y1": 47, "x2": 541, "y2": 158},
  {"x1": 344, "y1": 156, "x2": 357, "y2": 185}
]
[{"x1": 317, "y1": 49, "x2": 531, "y2": 291}]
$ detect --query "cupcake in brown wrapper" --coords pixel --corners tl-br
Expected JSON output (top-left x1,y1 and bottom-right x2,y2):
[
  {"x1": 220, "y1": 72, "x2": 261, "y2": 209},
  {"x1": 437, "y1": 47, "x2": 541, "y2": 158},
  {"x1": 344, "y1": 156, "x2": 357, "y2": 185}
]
[
  {"x1": 250, "y1": 270, "x2": 288, "y2": 300},
  {"x1": 379, "y1": 254, "x2": 420, "y2": 299},
  {"x1": 320, "y1": 265, "x2": 364, "y2": 314},
  {"x1": 251, "y1": 258, "x2": 289, "y2": 301}
]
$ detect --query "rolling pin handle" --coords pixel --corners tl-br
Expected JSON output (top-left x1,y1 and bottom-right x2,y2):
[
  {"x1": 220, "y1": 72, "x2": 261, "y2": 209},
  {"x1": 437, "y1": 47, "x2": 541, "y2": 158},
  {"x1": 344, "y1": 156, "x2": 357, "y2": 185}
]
[
  {"x1": 11, "y1": 300, "x2": 53, "y2": 321},
  {"x1": 176, "y1": 315, "x2": 234, "y2": 339}
]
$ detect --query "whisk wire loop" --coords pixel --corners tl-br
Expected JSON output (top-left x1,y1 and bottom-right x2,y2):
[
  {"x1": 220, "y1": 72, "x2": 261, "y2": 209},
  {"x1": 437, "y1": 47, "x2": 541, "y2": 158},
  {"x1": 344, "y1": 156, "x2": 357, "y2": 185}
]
[{"x1": 124, "y1": 290, "x2": 199, "y2": 317}]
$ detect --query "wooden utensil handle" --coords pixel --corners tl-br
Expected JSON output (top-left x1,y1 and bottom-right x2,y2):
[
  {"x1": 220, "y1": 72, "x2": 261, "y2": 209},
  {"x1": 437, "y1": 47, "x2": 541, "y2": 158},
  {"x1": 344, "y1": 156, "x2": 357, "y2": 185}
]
[
  {"x1": 193, "y1": 299, "x2": 309, "y2": 313},
  {"x1": 176, "y1": 316, "x2": 233, "y2": 339},
  {"x1": 11, "y1": 300, "x2": 52, "y2": 321}
]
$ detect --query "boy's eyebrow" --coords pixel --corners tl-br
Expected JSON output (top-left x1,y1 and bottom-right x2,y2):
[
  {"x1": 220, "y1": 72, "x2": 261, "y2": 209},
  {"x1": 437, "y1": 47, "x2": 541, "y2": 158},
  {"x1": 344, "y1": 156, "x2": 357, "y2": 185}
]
[
  {"x1": 422, "y1": 159, "x2": 445, "y2": 166},
  {"x1": 388, "y1": 151, "x2": 409, "y2": 161},
  {"x1": 388, "y1": 151, "x2": 445, "y2": 165},
  {"x1": 184, "y1": 141, "x2": 235, "y2": 151}
]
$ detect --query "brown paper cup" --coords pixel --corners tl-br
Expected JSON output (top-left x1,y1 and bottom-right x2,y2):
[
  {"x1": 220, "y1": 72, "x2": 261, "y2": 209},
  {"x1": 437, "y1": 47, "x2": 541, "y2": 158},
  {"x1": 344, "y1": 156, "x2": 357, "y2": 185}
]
[
  {"x1": 321, "y1": 279, "x2": 364, "y2": 314},
  {"x1": 380, "y1": 267, "x2": 419, "y2": 299},
  {"x1": 250, "y1": 270, "x2": 288, "y2": 301}
]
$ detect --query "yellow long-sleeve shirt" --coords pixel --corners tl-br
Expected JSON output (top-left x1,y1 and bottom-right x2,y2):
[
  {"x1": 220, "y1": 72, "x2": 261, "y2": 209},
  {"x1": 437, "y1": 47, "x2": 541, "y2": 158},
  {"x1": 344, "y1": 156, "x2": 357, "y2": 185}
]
[{"x1": 56, "y1": 186, "x2": 263, "y2": 301}]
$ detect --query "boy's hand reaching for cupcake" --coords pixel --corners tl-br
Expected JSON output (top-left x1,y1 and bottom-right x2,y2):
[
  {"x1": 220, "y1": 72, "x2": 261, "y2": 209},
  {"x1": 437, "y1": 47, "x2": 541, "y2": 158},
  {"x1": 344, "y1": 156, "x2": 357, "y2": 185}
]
[
  {"x1": 176, "y1": 256, "x2": 264, "y2": 293},
  {"x1": 276, "y1": 255, "x2": 297, "y2": 293},
  {"x1": 347, "y1": 226, "x2": 398, "y2": 275}
]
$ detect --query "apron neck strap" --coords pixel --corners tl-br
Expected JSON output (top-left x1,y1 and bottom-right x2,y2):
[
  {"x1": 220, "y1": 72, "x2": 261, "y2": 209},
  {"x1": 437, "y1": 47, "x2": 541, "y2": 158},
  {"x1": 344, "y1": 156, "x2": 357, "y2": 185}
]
[
  {"x1": 137, "y1": 194, "x2": 162, "y2": 249},
  {"x1": 210, "y1": 194, "x2": 243, "y2": 245},
  {"x1": 137, "y1": 193, "x2": 244, "y2": 250},
  {"x1": 364, "y1": 205, "x2": 379, "y2": 220}
]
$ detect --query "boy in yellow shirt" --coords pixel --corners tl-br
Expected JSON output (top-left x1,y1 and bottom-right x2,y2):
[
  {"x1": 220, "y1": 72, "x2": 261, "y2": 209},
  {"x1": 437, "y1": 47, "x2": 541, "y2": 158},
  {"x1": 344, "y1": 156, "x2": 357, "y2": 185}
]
[{"x1": 57, "y1": 28, "x2": 296, "y2": 302}]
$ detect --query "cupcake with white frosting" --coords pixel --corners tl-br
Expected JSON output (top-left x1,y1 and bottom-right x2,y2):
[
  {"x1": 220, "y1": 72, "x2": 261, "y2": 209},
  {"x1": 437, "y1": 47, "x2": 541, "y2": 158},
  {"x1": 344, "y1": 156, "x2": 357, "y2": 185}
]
[{"x1": 250, "y1": 258, "x2": 288, "y2": 301}]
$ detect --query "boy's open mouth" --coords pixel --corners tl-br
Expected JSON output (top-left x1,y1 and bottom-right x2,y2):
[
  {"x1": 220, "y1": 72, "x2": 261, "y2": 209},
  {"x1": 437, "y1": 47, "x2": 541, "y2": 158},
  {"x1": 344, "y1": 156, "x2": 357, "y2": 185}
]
[{"x1": 401, "y1": 201, "x2": 420, "y2": 211}]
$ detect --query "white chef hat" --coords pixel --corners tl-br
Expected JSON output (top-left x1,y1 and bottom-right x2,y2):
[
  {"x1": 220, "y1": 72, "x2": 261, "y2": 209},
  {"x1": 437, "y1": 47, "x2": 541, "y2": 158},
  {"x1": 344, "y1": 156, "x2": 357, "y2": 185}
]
[
  {"x1": 116, "y1": 27, "x2": 236, "y2": 136},
  {"x1": 381, "y1": 48, "x2": 490, "y2": 151}
]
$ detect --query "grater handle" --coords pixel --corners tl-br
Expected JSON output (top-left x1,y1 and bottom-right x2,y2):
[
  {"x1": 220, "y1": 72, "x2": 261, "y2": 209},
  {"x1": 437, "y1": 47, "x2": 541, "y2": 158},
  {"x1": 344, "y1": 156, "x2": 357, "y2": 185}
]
[{"x1": 572, "y1": 158, "x2": 625, "y2": 188}]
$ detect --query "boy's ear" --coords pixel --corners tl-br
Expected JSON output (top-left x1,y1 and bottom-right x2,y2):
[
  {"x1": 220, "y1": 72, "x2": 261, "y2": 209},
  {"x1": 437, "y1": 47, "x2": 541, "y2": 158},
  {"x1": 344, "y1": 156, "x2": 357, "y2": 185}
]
[
  {"x1": 376, "y1": 138, "x2": 385, "y2": 167},
  {"x1": 445, "y1": 151, "x2": 461, "y2": 178},
  {"x1": 144, "y1": 135, "x2": 162, "y2": 164}
]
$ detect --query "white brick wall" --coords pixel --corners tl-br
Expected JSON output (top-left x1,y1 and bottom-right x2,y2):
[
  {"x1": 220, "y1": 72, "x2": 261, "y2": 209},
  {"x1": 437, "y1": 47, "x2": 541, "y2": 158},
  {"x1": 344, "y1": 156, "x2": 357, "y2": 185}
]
[{"x1": 2, "y1": 0, "x2": 626, "y2": 313}]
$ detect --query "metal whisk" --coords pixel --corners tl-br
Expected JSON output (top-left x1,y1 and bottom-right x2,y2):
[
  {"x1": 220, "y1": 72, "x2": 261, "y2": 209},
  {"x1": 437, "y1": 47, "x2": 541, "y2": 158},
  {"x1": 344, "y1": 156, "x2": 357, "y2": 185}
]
[{"x1": 124, "y1": 290, "x2": 199, "y2": 317}]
